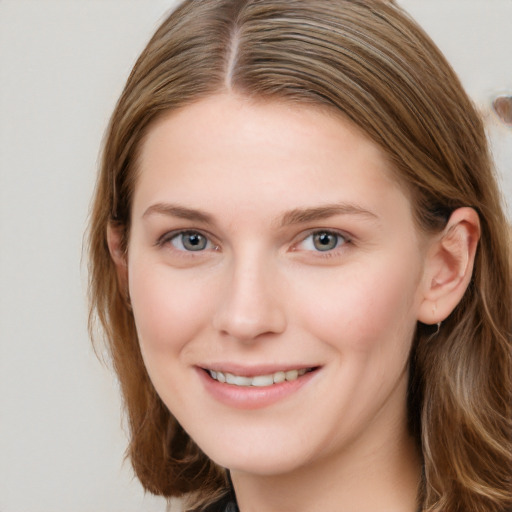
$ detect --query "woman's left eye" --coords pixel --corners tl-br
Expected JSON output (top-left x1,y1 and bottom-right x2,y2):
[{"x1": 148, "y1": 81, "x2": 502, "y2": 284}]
[
  {"x1": 297, "y1": 231, "x2": 347, "y2": 252},
  {"x1": 168, "y1": 231, "x2": 213, "y2": 252}
]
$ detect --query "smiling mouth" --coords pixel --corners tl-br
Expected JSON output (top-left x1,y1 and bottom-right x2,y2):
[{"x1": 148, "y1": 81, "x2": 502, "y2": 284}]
[{"x1": 206, "y1": 368, "x2": 316, "y2": 387}]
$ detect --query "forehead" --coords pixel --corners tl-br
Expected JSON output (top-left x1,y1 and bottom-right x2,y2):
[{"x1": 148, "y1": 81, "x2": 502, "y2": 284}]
[
  {"x1": 139, "y1": 93, "x2": 390, "y2": 163},
  {"x1": 133, "y1": 93, "x2": 411, "y2": 225}
]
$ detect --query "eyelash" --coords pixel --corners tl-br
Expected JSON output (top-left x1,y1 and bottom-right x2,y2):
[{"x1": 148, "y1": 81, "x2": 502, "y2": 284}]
[
  {"x1": 156, "y1": 230, "x2": 218, "y2": 253},
  {"x1": 156, "y1": 229, "x2": 351, "y2": 258},
  {"x1": 294, "y1": 230, "x2": 349, "y2": 256}
]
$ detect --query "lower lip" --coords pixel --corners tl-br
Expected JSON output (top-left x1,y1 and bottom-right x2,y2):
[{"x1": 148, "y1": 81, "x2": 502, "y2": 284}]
[{"x1": 197, "y1": 368, "x2": 319, "y2": 410}]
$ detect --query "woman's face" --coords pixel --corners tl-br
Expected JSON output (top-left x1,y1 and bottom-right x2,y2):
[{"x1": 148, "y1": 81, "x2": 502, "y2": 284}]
[{"x1": 126, "y1": 94, "x2": 430, "y2": 475}]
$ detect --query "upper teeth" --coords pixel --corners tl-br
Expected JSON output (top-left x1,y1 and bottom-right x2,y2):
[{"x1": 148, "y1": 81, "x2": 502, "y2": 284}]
[{"x1": 209, "y1": 368, "x2": 310, "y2": 387}]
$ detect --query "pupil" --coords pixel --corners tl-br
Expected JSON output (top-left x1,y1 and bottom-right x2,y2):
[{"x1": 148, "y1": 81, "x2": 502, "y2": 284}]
[
  {"x1": 184, "y1": 233, "x2": 206, "y2": 250},
  {"x1": 314, "y1": 232, "x2": 336, "y2": 251}
]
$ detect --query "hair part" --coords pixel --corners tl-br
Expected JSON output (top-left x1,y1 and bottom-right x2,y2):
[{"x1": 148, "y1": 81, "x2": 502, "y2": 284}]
[{"x1": 88, "y1": 1, "x2": 512, "y2": 510}]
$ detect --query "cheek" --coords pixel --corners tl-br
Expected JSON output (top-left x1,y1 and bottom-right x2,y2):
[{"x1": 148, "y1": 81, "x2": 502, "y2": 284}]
[
  {"x1": 128, "y1": 263, "x2": 215, "y2": 355},
  {"x1": 293, "y1": 258, "x2": 421, "y2": 355}
]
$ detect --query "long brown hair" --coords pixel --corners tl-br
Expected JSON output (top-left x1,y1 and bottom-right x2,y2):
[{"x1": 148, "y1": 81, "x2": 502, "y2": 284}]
[{"x1": 88, "y1": 1, "x2": 512, "y2": 510}]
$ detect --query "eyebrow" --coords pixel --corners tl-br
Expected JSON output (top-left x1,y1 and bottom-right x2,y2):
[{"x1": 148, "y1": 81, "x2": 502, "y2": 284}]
[
  {"x1": 142, "y1": 202, "x2": 378, "y2": 226},
  {"x1": 278, "y1": 204, "x2": 378, "y2": 227},
  {"x1": 143, "y1": 203, "x2": 213, "y2": 223}
]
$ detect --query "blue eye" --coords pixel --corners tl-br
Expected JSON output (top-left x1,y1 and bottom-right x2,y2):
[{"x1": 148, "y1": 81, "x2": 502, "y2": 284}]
[
  {"x1": 170, "y1": 231, "x2": 212, "y2": 251},
  {"x1": 300, "y1": 231, "x2": 346, "y2": 252}
]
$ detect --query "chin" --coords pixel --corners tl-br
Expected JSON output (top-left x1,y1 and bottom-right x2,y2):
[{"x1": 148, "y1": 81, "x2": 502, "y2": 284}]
[
  {"x1": 215, "y1": 452, "x2": 307, "y2": 477},
  {"x1": 196, "y1": 431, "x2": 317, "y2": 477}
]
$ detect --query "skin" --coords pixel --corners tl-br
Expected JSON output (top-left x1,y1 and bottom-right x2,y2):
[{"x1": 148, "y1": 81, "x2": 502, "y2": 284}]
[{"x1": 109, "y1": 93, "x2": 480, "y2": 512}]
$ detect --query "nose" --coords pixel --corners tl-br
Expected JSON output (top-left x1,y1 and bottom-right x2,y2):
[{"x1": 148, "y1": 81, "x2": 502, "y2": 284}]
[{"x1": 212, "y1": 256, "x2": 287, "y2": 342}]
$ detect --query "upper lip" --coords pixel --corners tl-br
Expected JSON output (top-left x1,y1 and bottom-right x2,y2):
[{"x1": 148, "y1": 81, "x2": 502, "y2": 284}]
[{"x1": 198, "y1": 363, "x2": 320, "y2": 377}]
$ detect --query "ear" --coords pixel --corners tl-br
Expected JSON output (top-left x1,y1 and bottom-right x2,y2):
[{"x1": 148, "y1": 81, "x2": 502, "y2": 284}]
[
  {"x1": 418, "y1": 207, "x2": 480, "y2": 325},
  {"x1": 107, "y1": 222, "x2": 128, "y2": 289}
]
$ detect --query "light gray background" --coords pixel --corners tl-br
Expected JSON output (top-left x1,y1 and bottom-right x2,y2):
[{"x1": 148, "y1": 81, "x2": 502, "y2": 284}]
[{"x1": 1, "y1": 1, "x2": 511, "y2": 511}]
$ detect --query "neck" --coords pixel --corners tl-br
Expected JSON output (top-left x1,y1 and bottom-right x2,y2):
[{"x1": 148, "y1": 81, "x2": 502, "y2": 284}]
[{"x1": 230, "y1": 420, "x2": 421, "y2": 512}]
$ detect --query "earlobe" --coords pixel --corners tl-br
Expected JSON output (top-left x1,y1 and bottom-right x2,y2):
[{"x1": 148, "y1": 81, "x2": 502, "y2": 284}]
[
  {"x1": 418, "y1": 207, "x2": 480, "y2": 325},
  {"x1": 107, "y1": 222, "x2": 128, "y2": 287}
]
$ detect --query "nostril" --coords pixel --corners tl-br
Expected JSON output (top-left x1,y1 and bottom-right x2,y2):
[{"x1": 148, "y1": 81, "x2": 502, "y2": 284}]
[{"x1": 492, "y1": 96, "x2": 512, "y2": 126}]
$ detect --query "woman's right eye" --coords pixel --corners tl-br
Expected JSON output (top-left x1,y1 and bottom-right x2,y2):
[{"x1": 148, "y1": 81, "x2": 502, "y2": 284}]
[{"x1": 167, "y1": 231, "x2": 214, "y2": 252}]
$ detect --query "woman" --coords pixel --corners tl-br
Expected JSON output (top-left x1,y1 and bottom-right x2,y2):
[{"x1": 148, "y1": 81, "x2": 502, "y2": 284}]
[{"x1": 88, "y1": 1, "x2": 512, "y2": 511}]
